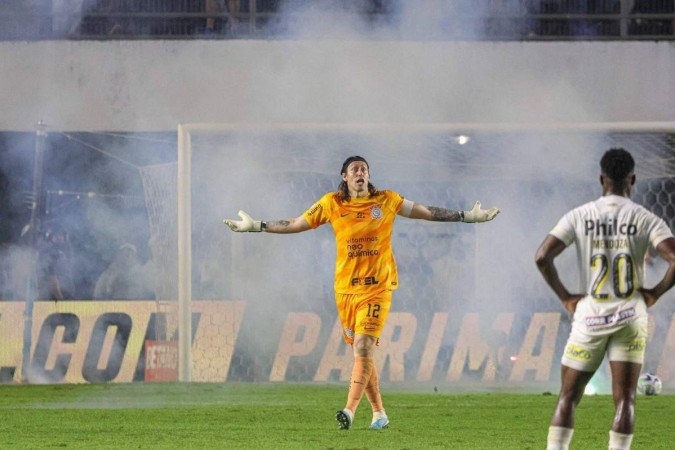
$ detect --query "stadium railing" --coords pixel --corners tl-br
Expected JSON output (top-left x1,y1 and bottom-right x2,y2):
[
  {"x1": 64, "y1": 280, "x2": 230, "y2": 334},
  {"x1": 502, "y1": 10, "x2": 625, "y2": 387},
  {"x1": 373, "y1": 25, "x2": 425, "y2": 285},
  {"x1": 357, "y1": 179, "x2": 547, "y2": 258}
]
[{"x1": 0, "y1": 3, "x2": 674, "y2": 41}]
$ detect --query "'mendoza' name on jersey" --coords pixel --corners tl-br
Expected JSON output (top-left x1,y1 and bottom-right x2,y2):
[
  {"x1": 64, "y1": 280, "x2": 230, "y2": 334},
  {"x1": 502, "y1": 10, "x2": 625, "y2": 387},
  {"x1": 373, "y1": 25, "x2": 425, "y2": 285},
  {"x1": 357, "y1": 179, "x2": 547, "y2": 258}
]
[
  {"x1": 585, "y1": 219, "x2": 636, "y2": 250},
  {"x1": 346, "y1": 236, "x2": 379, "y2": 258}
]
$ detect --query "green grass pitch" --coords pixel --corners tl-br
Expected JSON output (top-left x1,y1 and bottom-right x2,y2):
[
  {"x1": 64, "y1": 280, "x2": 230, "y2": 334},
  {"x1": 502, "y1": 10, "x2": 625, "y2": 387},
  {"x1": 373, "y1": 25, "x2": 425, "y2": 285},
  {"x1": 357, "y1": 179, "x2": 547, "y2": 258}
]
[{"x1": 0, "y1": 383, "x2": 672, "y2": 449}]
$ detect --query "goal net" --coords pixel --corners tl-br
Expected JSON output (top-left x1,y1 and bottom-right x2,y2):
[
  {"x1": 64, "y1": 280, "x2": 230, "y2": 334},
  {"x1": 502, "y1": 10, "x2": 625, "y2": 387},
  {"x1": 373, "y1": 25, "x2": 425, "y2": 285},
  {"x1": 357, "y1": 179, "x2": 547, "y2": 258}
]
[{"x1": 140, "y1": 122, "x2": 675, "y2": 387}]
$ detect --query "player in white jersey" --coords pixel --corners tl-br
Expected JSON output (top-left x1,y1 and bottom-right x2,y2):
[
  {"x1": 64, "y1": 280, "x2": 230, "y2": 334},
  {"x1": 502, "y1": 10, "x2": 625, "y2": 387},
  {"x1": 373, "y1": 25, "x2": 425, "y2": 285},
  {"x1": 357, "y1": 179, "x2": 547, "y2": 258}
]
[{"x1": 535, "y1": 148, "x2": 675, "y2": 450}]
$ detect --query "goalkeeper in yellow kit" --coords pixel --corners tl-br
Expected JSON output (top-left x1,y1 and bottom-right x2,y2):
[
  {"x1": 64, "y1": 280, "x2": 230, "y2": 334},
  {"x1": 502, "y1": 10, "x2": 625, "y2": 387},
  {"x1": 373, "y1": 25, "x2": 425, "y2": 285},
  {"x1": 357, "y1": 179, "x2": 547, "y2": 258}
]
[{"x1": 224, "y1": 156, "x2": 500, "y2": 430}]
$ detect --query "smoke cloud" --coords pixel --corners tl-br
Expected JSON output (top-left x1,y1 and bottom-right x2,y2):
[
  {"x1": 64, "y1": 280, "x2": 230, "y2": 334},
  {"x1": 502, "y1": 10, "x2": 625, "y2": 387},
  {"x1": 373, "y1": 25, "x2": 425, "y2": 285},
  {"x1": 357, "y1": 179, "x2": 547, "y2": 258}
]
[{"x1": 1, "y1": 2, "x2": 673, "y2": 391}]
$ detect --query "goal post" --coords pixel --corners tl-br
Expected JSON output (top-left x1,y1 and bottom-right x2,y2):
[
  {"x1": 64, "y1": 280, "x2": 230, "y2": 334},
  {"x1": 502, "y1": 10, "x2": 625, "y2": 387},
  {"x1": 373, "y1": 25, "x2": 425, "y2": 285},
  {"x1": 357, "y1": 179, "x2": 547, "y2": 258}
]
[
  {"x1": 169, "y1": 121, "x2": 675, "y2": 383},
  {"x1": 177, "y1": 124, "x2": 192, "y2": 382}
]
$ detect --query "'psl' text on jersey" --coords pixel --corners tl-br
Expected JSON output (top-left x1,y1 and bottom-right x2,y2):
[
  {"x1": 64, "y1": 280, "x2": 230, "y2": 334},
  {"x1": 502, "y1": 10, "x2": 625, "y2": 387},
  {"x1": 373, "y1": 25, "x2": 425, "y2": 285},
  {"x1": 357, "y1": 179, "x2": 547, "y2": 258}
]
[{"x1": 351, "y1": 276, "x2": 379, "y2": 286}]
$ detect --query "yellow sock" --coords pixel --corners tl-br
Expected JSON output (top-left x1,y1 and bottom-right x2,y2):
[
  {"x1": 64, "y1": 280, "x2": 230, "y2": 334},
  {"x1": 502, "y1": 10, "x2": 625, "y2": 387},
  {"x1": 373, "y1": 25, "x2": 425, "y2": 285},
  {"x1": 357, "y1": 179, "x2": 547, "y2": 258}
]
[{"x1": 345, "y1": 356, "x2": 374, "y2": 413}]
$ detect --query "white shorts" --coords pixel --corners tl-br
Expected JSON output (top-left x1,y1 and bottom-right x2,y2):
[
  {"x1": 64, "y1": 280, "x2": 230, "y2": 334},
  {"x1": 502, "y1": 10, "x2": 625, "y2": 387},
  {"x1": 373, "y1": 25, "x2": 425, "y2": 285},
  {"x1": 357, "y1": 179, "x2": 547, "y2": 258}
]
[{"x1": 561, "y1": 306, "x2": 648, "y2": 372}]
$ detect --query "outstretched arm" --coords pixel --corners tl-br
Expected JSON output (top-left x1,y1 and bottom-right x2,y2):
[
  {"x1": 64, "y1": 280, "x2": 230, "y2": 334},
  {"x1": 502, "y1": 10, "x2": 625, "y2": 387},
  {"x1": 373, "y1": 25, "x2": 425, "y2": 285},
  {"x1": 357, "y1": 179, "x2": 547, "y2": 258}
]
[
  {"x1": 406, "y1": 203, "x2": 463, "y2": 221},
  {"x1": 264, "y1": 216, "x2": 312, "y2": 234},
  {"x1": 224, "y1": 210, "x2": 311, "y2": 234},
  {"x1": 641, "y1": 237, "x2": 675, "y2": 307},
  {"x1": 535, "y1": 234, "x2": 583, "y2": 313},
  {"x1": 403, "y1": 200, "x2": 500, "y2": 223}
]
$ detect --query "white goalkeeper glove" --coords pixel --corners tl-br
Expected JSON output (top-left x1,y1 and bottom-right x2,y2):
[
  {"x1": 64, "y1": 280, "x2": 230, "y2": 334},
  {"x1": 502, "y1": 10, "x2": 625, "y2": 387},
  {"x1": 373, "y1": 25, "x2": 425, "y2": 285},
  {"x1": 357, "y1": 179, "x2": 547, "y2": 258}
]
[
  {"x1": 223, "y1": 210, "x2": 264, "y2": 232},
  {"x1": 462, "y1": 201, "x2": 500, "y2": 223}
]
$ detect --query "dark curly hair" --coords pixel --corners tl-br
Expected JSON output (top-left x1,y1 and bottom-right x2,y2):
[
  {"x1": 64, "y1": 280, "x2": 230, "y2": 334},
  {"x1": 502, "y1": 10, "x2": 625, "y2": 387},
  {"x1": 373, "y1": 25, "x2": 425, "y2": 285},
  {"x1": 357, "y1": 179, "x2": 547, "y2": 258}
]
[{"x1": 600, "y1": 148, "x2": 635, "y2": 186}]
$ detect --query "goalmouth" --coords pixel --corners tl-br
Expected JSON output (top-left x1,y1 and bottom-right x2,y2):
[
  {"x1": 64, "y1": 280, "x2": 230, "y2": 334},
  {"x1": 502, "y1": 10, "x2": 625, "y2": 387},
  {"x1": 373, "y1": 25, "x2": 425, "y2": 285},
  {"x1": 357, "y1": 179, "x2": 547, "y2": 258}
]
[{"x1": 174, "y1": 121, "x2": 675, "y2": 382}]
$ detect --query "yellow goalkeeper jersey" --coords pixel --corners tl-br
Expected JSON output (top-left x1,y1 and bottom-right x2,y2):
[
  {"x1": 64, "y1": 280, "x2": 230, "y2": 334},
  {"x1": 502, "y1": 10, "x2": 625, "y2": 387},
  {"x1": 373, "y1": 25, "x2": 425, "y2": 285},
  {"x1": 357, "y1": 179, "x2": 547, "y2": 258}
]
[{"x1": 303, "y1": 190, "x2": 405, "y2": 294}]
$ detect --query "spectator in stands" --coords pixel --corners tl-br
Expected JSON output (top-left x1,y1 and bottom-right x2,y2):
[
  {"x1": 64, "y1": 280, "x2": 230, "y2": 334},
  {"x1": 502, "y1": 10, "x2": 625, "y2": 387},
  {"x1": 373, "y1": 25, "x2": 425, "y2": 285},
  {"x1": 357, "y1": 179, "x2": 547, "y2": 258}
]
[
  {"x1": 37, "y1": 224, "x2": 75, "y2": 300},
  {"x1": 205, "y1": 0, "x2": 223, "y2": 34},
  {"x1": 205, "y1": 0, "x2": 241, "y2": 35},
  {"x1": 94, "y1": 242, "x2": 154, "y2": 300}
]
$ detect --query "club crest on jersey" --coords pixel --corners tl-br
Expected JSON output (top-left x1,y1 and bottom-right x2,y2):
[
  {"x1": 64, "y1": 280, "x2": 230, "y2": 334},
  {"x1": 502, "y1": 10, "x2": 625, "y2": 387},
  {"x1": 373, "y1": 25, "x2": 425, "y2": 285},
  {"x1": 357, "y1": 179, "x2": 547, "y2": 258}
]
[{"x1": 370, "y1": 205, "x2": 383, "y2": 219}]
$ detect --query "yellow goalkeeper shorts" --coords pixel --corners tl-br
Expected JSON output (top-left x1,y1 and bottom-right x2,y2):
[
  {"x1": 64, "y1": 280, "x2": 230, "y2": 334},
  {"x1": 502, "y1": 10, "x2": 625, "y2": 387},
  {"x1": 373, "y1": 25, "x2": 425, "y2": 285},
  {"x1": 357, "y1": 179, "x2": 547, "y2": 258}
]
[{"x1": 335, "y1": 289, "x2": 392, "y2": 345}]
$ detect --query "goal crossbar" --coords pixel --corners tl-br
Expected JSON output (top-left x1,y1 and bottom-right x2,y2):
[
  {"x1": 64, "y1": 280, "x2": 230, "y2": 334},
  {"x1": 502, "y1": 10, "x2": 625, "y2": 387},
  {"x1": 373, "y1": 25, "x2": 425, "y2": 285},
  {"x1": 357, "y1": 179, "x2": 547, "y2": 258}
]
[{"x1": 175, "y1": 121, "x2": 675, "y2": 382}]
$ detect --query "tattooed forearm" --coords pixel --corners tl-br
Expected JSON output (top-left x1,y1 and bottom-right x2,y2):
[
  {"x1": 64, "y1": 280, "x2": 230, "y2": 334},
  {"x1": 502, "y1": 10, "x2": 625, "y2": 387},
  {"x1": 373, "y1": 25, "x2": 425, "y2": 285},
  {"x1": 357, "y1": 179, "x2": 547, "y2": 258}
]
[
  {"x1": 427, "y1": 206, "x2": 462, "y2": 222},
  {"x1": 267, "y1": 220, "x2": 291, "y2": 229},
  {"x1": 264, "y1": 217, "x2": 312, "y2": 234}
]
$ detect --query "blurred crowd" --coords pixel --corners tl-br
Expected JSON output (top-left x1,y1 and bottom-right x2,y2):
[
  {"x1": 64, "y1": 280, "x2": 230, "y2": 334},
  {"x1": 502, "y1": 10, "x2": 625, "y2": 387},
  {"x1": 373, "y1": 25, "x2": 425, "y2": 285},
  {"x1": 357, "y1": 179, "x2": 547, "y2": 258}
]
[
  {"x1": 0, "y1": 225, "x2": 155, "y2": 301},
  {"x1": 0, "y1": 0, "x2": 673, "y2": 40}
]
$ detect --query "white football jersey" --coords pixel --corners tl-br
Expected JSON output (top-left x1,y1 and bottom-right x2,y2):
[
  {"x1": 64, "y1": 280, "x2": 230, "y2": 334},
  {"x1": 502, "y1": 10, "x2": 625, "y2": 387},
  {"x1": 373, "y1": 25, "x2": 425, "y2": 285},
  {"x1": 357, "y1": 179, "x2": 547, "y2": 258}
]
[{"x1": 550, "y1": 194, "x2": 673, "y2": 332}]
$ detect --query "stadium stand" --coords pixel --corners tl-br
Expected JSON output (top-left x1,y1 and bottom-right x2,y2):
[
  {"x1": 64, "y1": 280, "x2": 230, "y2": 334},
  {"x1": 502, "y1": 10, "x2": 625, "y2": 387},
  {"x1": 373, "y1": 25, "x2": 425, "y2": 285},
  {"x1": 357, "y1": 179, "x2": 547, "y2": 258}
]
[{"x1": 0, "y1": 0, "x2": 673, "y2": 41}]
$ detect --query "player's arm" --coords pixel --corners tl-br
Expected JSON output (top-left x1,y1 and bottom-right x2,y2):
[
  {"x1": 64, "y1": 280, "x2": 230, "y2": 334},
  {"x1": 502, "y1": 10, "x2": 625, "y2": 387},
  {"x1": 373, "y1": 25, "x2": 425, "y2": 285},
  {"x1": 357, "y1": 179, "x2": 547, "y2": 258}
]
[
  {"x1": 223, "y1": 210, "x2": 311, "y2": 234},
  {"x1": 640, "y1": 236, "x2": 675, "y2": 307},
  {"x1": 400, "y1": 200, "x2": 500, "y2": 223},
  {"x1": 535, "y1": 234, "x2": 583, "y2": 313},
  {"x1": 264, "y1": 216, "x2": 312, "y2": 234}
]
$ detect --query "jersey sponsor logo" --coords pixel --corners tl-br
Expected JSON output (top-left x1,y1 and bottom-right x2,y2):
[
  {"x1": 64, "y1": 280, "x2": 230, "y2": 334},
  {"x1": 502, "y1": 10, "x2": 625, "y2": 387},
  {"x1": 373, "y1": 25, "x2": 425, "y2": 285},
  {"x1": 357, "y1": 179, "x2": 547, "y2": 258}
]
[
  {"x1": 360, "y1": 316, "x2": 381, "y2": 333},
  {"x1": 564, "y1": 344, "x2": 592, "y2": 361},
  {"x1": 356, "y1": 212, "x2": 366, "y2": 219},
  {"x1": 344, "y1": 327, "x2": 355, "y2": 339},
  {"x1": 370, "y1": 205, "x2": 383, "y2": 219},
  {"x1": 346, "y1": 237, "x2": 380, "y2": 258},
  {"x1": 351, "y1": 276, "x2": 379, "y2": 286},
  {"x1": 584, "y1": 219, "x2": 637, "y2": 236},
  {"x1": 307, "y1": 203, "x2": 323, "y2": 216},
  {"x1": 628, "y1": 339, "x2": 646, "y2": 352},
  {"x1": 585, "y1": 307, "x2": 636, "y2": 328},
  {"x1": 346, "y1": 236, "x2": 378, "y2": 244},
  {"x1": 347, "y1": 248, "x2": 380, "y2": 258}
]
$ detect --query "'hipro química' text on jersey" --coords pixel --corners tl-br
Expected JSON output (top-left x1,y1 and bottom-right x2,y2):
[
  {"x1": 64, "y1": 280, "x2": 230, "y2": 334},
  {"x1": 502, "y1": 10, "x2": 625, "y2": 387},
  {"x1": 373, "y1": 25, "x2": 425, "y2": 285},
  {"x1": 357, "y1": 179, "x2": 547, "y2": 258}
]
[{"x1": 303, "y1": 190, "x2": 404, "y2": 294}]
